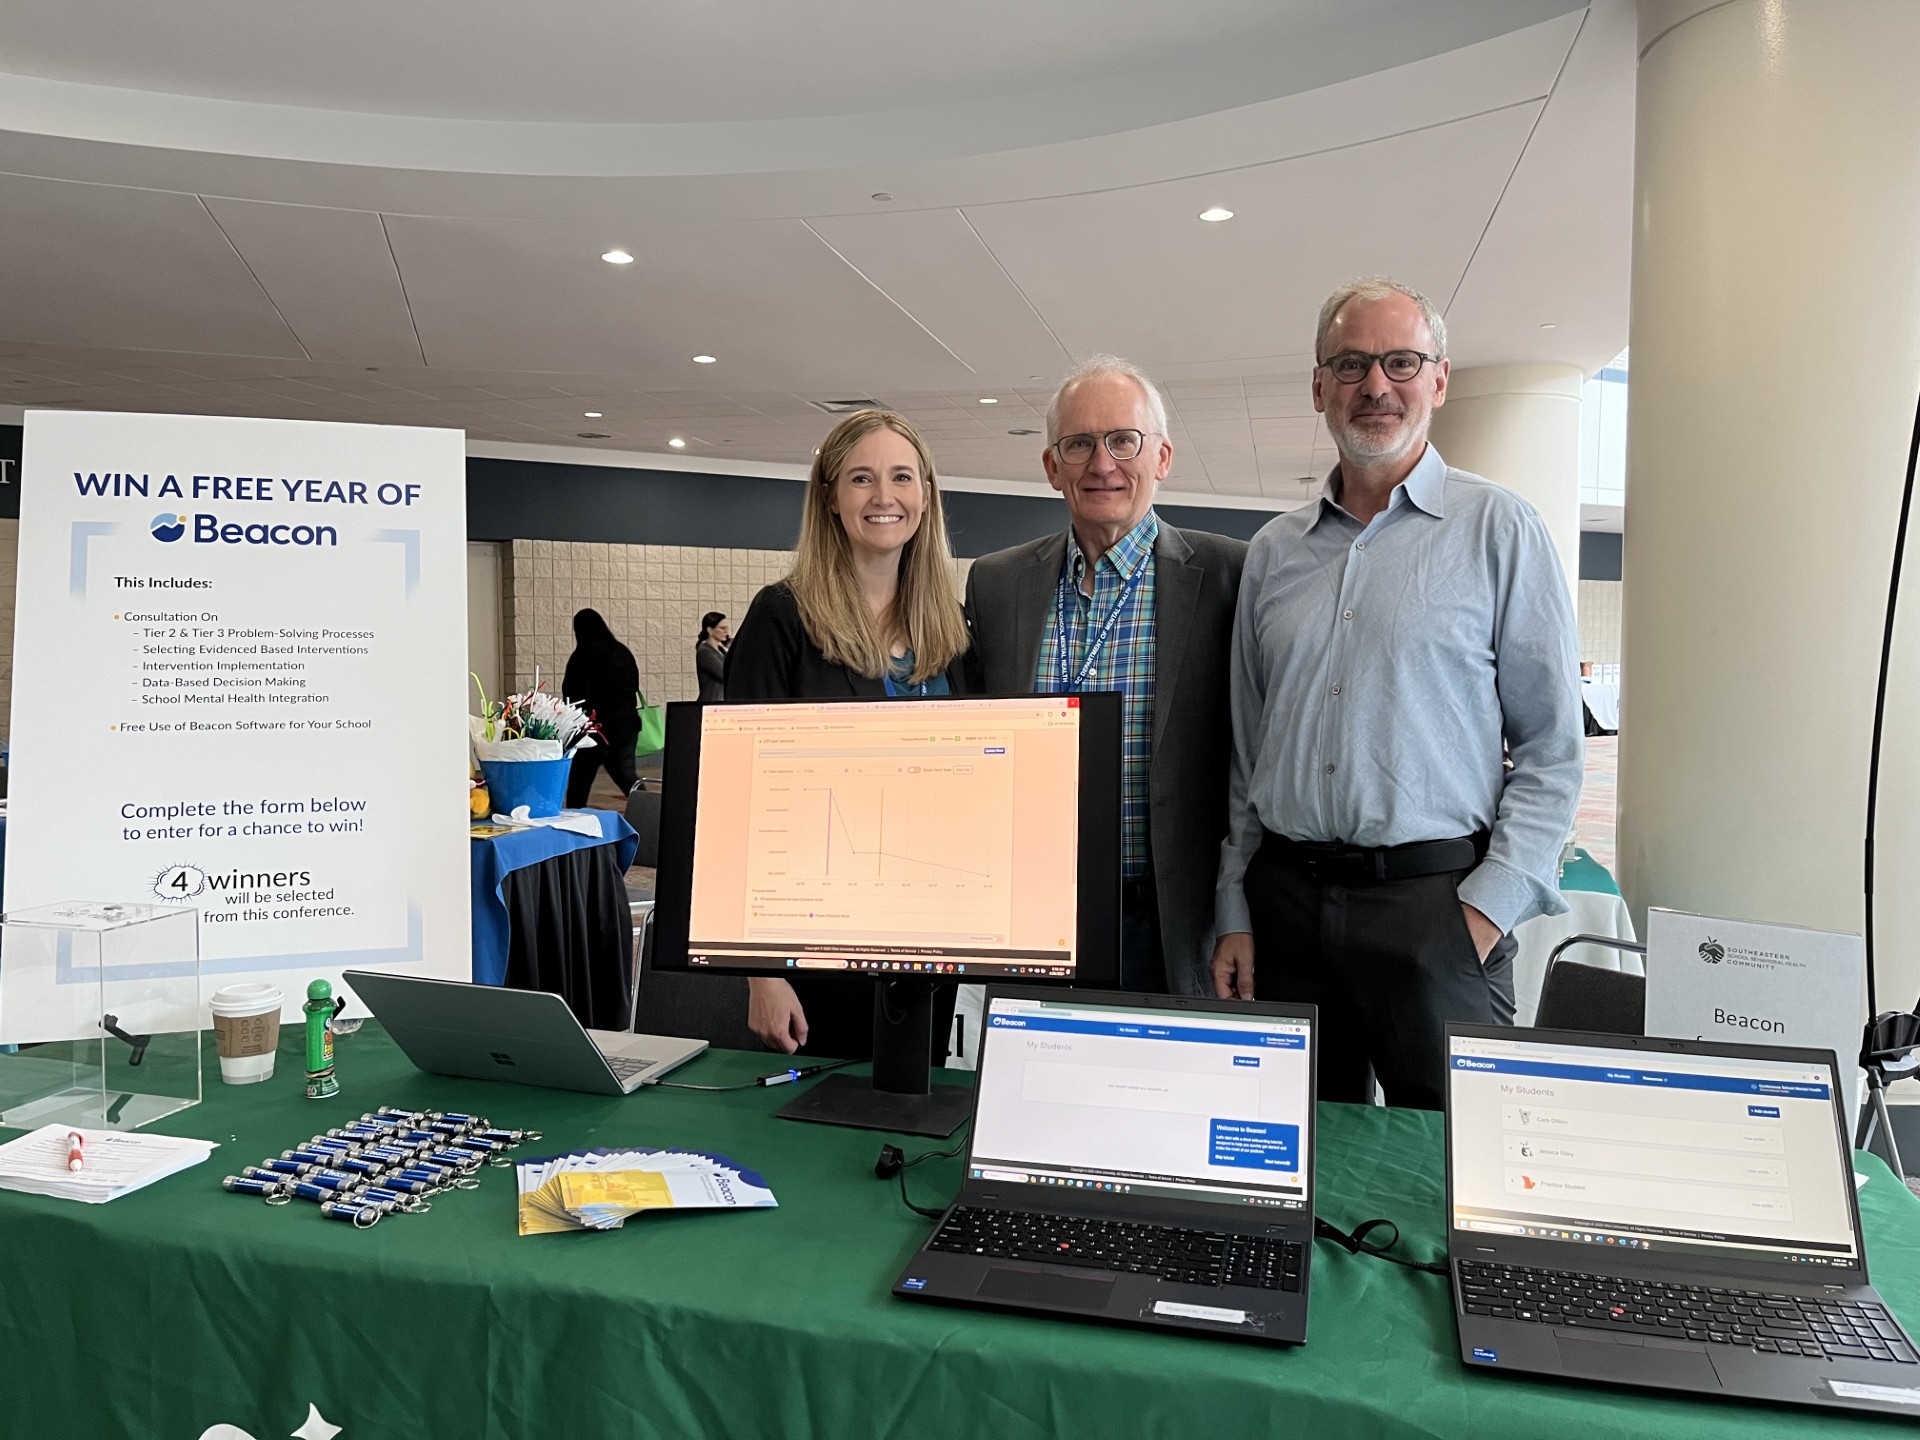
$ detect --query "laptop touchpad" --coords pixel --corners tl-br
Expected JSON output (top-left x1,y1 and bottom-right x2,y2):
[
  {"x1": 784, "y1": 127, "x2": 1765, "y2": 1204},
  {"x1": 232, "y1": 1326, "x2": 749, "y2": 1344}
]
[
  {"x1": 1554, "y1": 1333, "x2": 1722, "y2": 1388},
  {"x1": 977, "y1": 1267, "x2": 1116, "y2": 1311}
]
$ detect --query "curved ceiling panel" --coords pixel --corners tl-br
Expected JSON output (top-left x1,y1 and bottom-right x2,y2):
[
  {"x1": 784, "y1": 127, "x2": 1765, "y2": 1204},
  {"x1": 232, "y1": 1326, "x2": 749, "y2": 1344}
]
[{"x1": 0, "y1": 0, "x2": 1581, "y2": 173}]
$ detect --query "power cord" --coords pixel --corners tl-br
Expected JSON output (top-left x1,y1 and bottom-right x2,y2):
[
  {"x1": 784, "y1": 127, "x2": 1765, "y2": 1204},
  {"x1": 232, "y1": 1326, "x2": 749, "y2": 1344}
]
[
  {"x1": 654, "y1": 1058, "x2": 860, "y2": 1092},
  {"x1": 874, "y1": 1131, "x2": 970, "y2": 1220},
  {"x1": 1314, "y1": 1215, "x2": 1449, "y2": 1277}
]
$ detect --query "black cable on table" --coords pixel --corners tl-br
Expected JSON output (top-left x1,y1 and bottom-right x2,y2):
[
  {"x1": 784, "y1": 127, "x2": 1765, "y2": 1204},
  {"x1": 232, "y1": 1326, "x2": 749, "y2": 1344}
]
[
  {"x1": 654, "y1": 1058, "x2": 861, "y2": 1092},
  {"x1": 876, "y1": 1132, "x2": 970, "y2": 1220},
  {"x1": 1314, "y1": 1215, "x2": 1449, "y2": 1276}
]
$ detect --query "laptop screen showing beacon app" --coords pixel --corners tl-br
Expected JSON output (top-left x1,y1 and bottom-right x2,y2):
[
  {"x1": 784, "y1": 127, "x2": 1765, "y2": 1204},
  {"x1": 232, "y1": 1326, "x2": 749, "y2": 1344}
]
[
  {"x1": 972, "y1": 996, "x2": 1314, "y2": 1211},
  {"x1": 1448, "y1": 1033, "x2": 1856, "y2": 1268}
]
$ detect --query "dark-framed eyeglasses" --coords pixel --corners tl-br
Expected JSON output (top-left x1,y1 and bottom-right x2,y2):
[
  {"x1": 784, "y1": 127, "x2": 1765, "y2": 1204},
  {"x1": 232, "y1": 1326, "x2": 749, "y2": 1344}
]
[
  {"x1": 1318, "y1": 349, "x2": 1441, "y2": 385},
  {"x1": 1051, "y1": 428, "x2": 1160, "y2": 465}
]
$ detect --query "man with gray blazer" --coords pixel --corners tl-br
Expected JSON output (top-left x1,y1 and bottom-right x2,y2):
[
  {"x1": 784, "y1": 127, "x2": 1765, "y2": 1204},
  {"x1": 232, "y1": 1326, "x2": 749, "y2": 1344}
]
[{"x1": 966, "y1": 355, "x2": 1247, "y2": 995}]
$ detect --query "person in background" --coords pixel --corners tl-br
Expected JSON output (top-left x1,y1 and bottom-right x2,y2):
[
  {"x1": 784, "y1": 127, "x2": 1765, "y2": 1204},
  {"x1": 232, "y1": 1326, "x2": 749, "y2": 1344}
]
[
  {"x1": 561, "y1": 607, "x2": 642, "y2": 807},
  {"x1": 1211, "y1": 276, "x2": 1582, "y2": 1109},
  {"x1": 966, "y1": 355, "x2": 1246, "y2": 996},
  {"x1": 695, "y1": 612, "x2": 730, "y2": 702},
  {"x1": 726, "y1": 410, "x2": 973, "y2": 1060}
]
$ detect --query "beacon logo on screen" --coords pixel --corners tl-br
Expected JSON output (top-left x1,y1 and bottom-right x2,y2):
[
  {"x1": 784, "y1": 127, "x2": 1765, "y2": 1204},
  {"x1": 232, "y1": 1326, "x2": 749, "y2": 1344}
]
[{"x1": 150, "y1": 512, "x2": 187, "y2": 542}]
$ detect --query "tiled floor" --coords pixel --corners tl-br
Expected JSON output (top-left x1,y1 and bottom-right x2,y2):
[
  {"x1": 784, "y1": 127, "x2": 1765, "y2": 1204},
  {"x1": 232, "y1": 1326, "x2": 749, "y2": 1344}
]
[{"x1": 1577, "y1": 735, "x2": 1618, "y2": 872}]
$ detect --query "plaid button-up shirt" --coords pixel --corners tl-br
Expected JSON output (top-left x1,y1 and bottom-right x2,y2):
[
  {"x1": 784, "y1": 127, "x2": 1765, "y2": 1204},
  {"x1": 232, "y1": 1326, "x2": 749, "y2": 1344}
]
[{"x1": 1034, "y1": 510, "x2": 1158, "y2": 880}]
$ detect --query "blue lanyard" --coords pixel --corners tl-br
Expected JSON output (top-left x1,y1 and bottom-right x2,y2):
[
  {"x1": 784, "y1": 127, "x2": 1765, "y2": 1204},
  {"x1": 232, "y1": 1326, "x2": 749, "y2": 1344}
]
[{"x1": 1055, "y1": 559, "x2": 1146, "y2": 693}]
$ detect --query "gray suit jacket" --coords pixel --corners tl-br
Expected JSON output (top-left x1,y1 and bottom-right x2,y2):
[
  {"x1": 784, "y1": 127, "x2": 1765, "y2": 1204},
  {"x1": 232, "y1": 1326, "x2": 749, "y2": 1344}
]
[{"x1": 965, "y1": 521, "x2": 1248, "y2": 995}]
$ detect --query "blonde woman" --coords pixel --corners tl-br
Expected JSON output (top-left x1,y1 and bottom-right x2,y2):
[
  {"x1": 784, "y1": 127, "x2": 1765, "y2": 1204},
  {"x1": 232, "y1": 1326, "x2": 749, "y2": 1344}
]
[{"x1": 725, "y1": 410, "x2": 974, "y2": 1058}]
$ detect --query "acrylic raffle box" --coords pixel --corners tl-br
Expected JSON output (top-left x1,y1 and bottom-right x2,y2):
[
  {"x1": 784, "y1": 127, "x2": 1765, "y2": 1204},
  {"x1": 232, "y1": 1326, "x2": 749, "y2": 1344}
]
[{"x1": 0, "y1": 902, "x2": 203, "y2": 1130}]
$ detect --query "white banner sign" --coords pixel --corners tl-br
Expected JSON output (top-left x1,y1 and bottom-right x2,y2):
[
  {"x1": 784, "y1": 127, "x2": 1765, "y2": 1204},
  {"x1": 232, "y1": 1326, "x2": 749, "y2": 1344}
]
[
  {"x1": 1, "y1": 410, "x2": 471, "y2": 1042},
  {"x1": 1644, "y1": 907, "x2": 1866, "y2": 1142}
]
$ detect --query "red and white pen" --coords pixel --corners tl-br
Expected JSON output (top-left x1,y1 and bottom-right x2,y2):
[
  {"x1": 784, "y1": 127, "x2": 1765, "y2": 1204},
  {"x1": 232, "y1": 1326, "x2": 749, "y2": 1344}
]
[{"x1": 65, "y1": 1131, "x2": 84, "y2": 1173}]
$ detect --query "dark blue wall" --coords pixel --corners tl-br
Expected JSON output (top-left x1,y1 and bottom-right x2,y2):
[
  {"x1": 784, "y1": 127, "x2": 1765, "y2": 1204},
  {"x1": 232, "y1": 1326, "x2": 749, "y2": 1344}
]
[
  {"x1": 467, "y1": 453, "x2": 1271, "y2": 556},
  {"x1": 0, "y1": 423, "x2": 18, "y2": 518},
  {"x1": 0, "y1": 424, "x2": 1271, "y2": 552},
  {"x1": 0, "y1": 425, "x2": 1626, "y2": 572},
  {"x1": 1580, "y1": 531, "x2": 1622, "y2": 582}
]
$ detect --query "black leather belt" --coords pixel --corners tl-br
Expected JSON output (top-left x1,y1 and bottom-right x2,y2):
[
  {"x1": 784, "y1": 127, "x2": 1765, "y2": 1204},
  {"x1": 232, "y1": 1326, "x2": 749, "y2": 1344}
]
[
  {"x1": 1263, "y1": 830, "x2": 1490, "y2": 884},
  {"x1": 1122, "y1": 876, "x2": 1155, "y2": 911}
]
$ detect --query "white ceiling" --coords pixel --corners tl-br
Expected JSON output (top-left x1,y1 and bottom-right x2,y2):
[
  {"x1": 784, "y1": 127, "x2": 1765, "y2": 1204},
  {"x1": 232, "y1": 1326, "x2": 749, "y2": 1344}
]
[{"x1": 0, "y1": 0, "x2": 1635, "y2": 512}]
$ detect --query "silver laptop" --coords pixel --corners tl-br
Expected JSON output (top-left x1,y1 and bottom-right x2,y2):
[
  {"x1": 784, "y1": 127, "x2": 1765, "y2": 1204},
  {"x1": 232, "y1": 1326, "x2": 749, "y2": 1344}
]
[
  {"x1": 894, "y1": 987, "x2": 1318, "y2": 1344},
  {"x1": 343, "y1": 970, "x2": 706, "y2": 1095},
  {"x1": 1446, "y1": 1025, "x2": 1920, "y2": 1417}
]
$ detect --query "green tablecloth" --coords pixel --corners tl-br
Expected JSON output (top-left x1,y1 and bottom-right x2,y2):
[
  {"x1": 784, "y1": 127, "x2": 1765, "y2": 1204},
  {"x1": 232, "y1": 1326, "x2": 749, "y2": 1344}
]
[
  {"x1": 1560, "y1": 846, "x2": 1622, "y2": 898},
  {"x1": 2, "y1": 1024, "x2": 1916, "y2": 1440}
]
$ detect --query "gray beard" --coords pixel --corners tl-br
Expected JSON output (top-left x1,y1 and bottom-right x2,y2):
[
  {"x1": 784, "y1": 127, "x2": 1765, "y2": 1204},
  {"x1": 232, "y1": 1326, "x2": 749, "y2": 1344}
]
[{"x1": 1330, "y1": 414, "x2": 1424, "y2": 467}]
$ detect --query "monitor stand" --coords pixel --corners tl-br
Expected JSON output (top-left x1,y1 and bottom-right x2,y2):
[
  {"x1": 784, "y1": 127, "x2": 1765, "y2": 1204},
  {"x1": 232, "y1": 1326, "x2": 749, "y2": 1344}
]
[{"x1": 776, "y1": 977, "x2": 972, "y2": 1138}]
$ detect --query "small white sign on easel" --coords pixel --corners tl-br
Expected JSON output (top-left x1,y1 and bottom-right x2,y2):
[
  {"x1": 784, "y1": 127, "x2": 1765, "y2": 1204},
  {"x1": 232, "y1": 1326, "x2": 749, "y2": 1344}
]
[{"x1": 1644, "y1": 908, "x2": 1866, "y2": 1143}]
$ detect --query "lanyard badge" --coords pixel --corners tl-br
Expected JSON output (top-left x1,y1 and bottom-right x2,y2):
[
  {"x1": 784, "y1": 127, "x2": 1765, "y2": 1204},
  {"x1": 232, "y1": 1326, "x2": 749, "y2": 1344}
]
[{"x1": 1055, "y1": 560, "x2": 1146, "y2": 693}]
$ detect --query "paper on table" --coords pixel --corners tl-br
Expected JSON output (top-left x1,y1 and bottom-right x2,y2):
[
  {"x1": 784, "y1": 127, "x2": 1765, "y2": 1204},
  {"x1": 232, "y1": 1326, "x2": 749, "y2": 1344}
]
[
  {"x1": 0, "y1": 1124, "x2": 216, "y2": 1203},
  {"x1": 490, "y1": 808, "x2": 604, "y2": 839}
]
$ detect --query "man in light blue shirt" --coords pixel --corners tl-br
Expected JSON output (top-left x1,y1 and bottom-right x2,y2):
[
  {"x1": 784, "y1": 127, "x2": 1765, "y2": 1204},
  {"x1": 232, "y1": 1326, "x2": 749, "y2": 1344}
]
[{"x1": 1211, "y1": 277, "x2": 1582, "y2": 1109}]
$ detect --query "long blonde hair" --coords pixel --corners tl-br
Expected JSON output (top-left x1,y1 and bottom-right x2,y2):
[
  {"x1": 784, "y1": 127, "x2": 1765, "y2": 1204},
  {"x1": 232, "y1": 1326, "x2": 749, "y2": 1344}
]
[{"x1": 787, "y1": 411, "x2": 969, "y2": 684}]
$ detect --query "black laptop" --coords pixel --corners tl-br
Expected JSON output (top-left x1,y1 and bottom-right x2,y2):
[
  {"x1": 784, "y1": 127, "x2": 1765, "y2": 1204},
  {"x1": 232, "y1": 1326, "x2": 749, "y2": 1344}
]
[
  {"x1": 1446, "y1": 1024, "x2": 1920, "y2": 1417},
  {"x1": 893, "y1": 987, "x2": 1318, "y2": 1344}
]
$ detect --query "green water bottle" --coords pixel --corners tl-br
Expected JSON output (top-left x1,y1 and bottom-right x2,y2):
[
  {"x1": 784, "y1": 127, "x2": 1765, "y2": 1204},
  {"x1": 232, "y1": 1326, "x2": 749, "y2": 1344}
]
[{"x1": 303, "y1": 978, "x2": 341, "y2": 1100}]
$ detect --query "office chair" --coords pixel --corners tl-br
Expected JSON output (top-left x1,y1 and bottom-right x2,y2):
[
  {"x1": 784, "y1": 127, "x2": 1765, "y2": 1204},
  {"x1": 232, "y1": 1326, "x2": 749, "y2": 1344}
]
[{"x1": 1534, "y1": 934, "x2": 1648, "y2": 1037}]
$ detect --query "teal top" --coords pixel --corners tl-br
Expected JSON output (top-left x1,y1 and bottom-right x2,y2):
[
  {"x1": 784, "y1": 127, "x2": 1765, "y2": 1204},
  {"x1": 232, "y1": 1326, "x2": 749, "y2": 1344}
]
[{"x1": 883, "y1": 650, "x2": 951, "y2": 698}]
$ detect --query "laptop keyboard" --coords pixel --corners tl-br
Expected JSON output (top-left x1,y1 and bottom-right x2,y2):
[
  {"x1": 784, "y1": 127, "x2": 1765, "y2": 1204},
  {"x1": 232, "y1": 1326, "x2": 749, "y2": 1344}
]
[
  {"x1": 1457, "y1": 1261, "x2": 1917, "y2": 1363},
  {"x1": 605, "y1": 1055, "x2": 656, "y2": 1081},
  {"x1": 929, "y1": 1206, "x2": 1304, "y2": 1291}
]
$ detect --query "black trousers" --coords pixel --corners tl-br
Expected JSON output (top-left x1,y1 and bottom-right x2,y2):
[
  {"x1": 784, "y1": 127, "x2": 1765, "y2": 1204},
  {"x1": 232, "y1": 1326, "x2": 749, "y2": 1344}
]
[
  {"x1": 783, "y1": 973, "x2": 958, "y2": 1065},
  {"x1": 565, "y1": 739, "x2": 638, "y2": 808},
  {"x1": 1246, "y1": 837, "x2": 1515, "y2": 1111},
  {"x1": 1119, "y1": 871, "x2": 1167, "y2": 994}
]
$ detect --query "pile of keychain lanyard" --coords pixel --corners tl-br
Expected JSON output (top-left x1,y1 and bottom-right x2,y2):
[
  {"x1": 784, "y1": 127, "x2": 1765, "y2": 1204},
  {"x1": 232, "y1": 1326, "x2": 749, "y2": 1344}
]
[{"x1": 219, "y1": 1105, "x2": 541, "y2": 1228}]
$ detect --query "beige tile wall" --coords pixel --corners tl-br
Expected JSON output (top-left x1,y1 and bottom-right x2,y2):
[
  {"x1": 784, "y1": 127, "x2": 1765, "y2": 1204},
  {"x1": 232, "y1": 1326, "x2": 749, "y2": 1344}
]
[
  {"x1": 501, "y1": 538, "x2": 974, "y2": 704},
  {"x1": 1578, "y1": 578, "x2": 1623, "y2": 667}
]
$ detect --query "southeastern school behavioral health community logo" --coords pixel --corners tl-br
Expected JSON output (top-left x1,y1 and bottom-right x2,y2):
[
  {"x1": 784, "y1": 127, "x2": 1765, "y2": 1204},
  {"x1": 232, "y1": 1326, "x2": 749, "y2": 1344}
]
[
  {"x1": 1699, "y1": 936, "x2": 1726, "y2": 964},
  {"x1": 150, "y1": 512, "x2": 187, "y2": 542}
]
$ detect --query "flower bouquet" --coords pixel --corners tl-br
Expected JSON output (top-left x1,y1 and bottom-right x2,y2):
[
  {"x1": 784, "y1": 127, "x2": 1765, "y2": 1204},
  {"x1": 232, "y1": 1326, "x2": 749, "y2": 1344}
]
[{"x1": 470, "y1": 675, "x2": 601, "y2": 818}]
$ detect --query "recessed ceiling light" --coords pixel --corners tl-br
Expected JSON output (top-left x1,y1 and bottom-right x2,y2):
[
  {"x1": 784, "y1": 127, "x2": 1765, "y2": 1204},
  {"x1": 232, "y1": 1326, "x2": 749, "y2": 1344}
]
[
  {"x1": 1539, "y1": 322, "x2": 1558, "y2": 329},
  {"x1": 601, "y1": 249, "x2": 635, "y2": 265},
  {"x1": 978, "y1": 397, "x2": 998, "y2": 405},
  {"x1": 582, "y1": 411, "x2": 603, "y2": 418},
  {"x1": 692, "y1": 354, "x2": 718, "y2": 365},
  {"x1": 1008, "y1": 428, "x2": 1040, "y2": 437},
  {"x1": 1198, "y1": 206, "x2": 1234, "y2": 223},
  {"x1": 667, "y1": 436, "x2": 688, "y2": 449},
  {"x1": 577, "y1": 431, "x2": 610, "y2": 440},
  {"x1": 871, "y1": 192, "x2": 893, "y2": 202}
]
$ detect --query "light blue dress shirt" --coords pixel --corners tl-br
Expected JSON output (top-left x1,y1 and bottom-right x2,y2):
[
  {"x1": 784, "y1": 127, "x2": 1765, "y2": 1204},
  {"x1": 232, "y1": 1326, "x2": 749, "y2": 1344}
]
[{"x1": 1215, "y1": 445, "x2": 1583, "y2": 937}]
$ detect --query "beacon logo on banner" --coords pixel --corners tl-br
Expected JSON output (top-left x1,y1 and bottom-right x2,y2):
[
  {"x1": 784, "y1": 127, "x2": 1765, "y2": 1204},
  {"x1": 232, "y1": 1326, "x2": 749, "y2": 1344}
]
[{"x1": 150, "y1": 512, "x2": 186, "y2": 542}]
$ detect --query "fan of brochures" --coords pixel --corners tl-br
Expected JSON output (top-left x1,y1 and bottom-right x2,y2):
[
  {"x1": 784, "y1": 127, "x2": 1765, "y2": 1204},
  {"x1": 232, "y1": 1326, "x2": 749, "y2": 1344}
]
[{"x1": 515, "y1": 1146, "x2": 776, "y2": 1235}]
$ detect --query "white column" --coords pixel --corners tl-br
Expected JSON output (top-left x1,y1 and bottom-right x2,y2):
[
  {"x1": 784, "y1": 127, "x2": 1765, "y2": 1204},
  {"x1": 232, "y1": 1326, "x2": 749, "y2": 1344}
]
[
  {"x1": 1427, "y1": 362, "x2": 1584, "y2": 603},
  {"x1": 1621, "y1": 0, "x2": 1920, "y2": 1013}
]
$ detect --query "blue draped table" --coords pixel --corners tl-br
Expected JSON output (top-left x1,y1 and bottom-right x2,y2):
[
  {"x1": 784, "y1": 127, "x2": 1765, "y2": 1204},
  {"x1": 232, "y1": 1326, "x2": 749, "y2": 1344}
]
[{"x1": 470, "y1": 813, "x2": 638, "y2": 1027}]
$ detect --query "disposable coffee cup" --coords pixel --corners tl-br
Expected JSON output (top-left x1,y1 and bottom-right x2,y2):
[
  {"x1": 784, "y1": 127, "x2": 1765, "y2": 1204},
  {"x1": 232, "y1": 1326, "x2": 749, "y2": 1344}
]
[{"x1": 210, "y1": 983, "x2": 283, "y2": 1084}]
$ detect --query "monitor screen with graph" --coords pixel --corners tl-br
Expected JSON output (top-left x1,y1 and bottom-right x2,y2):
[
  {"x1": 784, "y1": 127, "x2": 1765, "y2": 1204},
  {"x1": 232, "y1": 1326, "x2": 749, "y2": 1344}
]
[{"x1": 649, "y1": 693, "x2": 1121, "y2": 986}]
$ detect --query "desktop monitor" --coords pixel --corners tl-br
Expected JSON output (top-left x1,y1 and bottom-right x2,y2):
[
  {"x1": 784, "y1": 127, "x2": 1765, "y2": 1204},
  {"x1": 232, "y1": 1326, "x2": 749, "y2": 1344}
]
[{"x1": 652, "y1": 693, "x2": 1122, "y2": 1135}]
